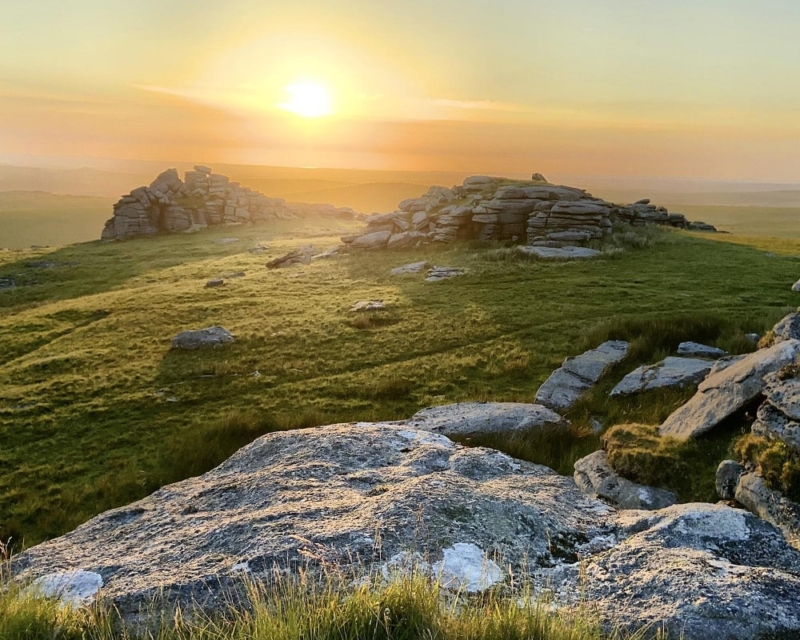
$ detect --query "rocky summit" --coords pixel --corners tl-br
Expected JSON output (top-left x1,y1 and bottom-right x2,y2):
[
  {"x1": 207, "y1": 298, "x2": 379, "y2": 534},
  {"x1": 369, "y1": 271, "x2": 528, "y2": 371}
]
[
  {"x1": 342, "y1": 175, "x2": 716, "y2": 251},
  {"x1": 101, "y1": 166, "x2": 357, "y2": 240},
  {"x1": 13, "y1": 422, "x2": 800, "y2": 640}
]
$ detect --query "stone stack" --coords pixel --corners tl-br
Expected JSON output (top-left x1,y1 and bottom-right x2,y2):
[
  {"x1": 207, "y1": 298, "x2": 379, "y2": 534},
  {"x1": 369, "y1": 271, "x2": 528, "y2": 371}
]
[
  {"x1": 101, "y1": 166, "x2": 357, "y2": 240},
  {"x1": 342, "y1": 174, "x2": 715, "y2": 251}
]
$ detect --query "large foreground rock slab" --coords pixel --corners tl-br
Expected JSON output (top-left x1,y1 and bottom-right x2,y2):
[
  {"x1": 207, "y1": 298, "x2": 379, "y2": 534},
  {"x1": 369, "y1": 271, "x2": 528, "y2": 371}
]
[
  {"x1": 610, "y1": 356, "x2": 712, "y2": 396},
  {"x1": 567, "y1": 504, "x2": 800, "y2": 640},
  {"x1": 659, "y1": 339, "x2": 800, "y2": 439},
  {"x1": 573, "y1": 451, "x2": 676, "y2": 510},
  {"x1": 401, "y1": 402, "x2": 566, "y2": 438},
  {"x1": 13, "y1": 424, "x2": 614, "y2": 621},
  {"x1": 536, "y1": 341, "x2": 629, "y2": 412}
]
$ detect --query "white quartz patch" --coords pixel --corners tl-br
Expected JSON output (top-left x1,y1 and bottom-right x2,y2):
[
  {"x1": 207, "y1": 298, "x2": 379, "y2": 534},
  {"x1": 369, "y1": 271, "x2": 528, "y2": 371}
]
[
  {"x1": 28, "y1": 570, "x2": 103, "y2": 608},
  {"x1": 432, "y1": 543, "x2": 503, "y2": 593}
]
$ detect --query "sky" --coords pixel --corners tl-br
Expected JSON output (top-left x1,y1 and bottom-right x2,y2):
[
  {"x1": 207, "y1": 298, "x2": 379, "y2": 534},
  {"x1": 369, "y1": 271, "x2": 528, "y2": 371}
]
[{"x1": 1, "y1": 0, "x2": 799, "y2": 181}]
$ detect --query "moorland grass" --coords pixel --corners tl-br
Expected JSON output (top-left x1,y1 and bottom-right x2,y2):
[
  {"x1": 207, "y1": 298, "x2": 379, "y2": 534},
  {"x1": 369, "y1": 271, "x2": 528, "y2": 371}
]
[
  {"x1": 1, "y1": 219, "x2": 799, "y2": 546},
  {"x1": 0, "y1": 568, "x2": 664, "y2": 640}
]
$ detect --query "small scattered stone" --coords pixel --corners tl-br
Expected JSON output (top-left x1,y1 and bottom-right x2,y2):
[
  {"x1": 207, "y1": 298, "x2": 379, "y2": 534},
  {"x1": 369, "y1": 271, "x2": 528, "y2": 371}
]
[
  {"x1": 205, "y1": 278, "x2": 225, "y2": 288},
  {"x1": 0, "y1": 277, "x2": 15, "y2": 290},
  {"x1": 425, "y1": 266, "x2": 467, "y2": 282},
  {"x1": 350, "y1": 300, "x2": 386, "y2": 312},
  {"x1": 574, "y1": 450, "x2": 677, "y2": 510},
  {"x1": 677, "y1": 342, "x2": 728, "y2": 358},
  {"x1": 390, "y1": 261, "x2": 430, "y2": 276},
  {"x1": 793, "y1": 279, "x2": 800, "y2": 293},
  {"x1": 517, "y1": 246, "x2": 601, "y2": 260},
  {"x1": 716, "y1": 460, "x2": 745, "y2": 500},
  {"x1": 214, "y1": 237, "x2": 239, "y2": 245},
  {"x1": 171, "y1": 326, "x2": 235, "y2": 350}
]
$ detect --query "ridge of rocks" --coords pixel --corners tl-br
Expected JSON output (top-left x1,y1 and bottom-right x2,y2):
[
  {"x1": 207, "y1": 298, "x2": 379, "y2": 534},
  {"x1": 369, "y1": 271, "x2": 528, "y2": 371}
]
[
  {"x1": 342, "y1": 174, "x2": 716, "y2": 251},
  {"x1": 102, "y1": 166, "x2": 358, "y2": 240}
]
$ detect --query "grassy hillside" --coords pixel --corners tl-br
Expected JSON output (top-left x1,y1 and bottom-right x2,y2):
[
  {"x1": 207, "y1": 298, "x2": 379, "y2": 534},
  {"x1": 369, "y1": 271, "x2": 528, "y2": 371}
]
[
  {"x1": 0, "y1": 191, "x2": 115, "y2": 250},
  {"x1": 661, "y1": 204, "x2": 800, "y2": 237},
  {"x1": 1, "y1": 219, "x2": 798, "y2": 546}
]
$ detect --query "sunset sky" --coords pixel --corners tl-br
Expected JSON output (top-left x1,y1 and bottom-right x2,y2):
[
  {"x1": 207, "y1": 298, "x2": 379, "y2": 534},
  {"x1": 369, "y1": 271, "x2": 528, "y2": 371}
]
[{"x1": 2, "y1": 0, "x2": 799, "y2": 180}]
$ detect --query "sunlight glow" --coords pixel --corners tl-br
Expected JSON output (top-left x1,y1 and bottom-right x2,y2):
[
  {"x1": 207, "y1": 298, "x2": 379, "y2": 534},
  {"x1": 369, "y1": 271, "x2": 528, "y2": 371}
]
[{"x1": 279, "y1": 82, "x2": 332, "y2": 118}]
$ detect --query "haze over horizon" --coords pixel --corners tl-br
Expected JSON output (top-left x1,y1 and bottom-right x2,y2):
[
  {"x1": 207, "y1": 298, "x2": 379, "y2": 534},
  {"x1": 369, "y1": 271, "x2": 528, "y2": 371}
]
[{"x1": 2, "y1": 0, "x2": 800, "y2": 182}]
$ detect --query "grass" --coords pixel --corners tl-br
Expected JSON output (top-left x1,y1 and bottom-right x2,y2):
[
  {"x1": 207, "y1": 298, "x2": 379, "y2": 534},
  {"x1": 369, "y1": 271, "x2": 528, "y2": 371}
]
[
  {"x1": 0, "y1": 191, "x2": 115, "y2": 250},
  {"x1": 0, "y1": 568, "x2": 664, "y2": 640},
  {"x1": 1, "y1": 218, "x2": 800, "y2": 547}
]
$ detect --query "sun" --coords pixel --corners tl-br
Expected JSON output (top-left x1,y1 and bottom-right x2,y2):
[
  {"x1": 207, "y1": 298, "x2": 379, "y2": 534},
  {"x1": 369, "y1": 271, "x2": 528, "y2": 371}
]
[{"x1": 279, "y1": 82, "x2": 332, "y2": 118}]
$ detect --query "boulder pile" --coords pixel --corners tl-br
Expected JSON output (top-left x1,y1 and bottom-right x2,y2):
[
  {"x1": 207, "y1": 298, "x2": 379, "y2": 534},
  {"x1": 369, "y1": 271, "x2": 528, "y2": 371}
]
[
  {"x1": 101, "y1": 166, "x2": 357, "y2": 240},
  {"x1": 343, "y1": 175, "x2": 715, "y2": 251}
]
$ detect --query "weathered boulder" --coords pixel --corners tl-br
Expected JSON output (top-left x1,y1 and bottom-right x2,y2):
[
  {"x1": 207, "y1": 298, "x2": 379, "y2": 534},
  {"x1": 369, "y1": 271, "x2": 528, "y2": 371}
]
[
  {"x1": 536, "y1": 341, "x2": 629, "y2": 412},
  {"x1": 574, "y1": 451, "x2": 677, "y2": 510},
  {"x1": 401, "y1": 402, "x2": 566, "y2": 438},
  {"x1": 735, "y1": 472, "x2": 800, "y2": 548},
  {"x1": 716, "y1": 459, "x2": 746, "y2": 500},
  {"x1": 170, "y1": 327, "x2": 235, "y2": 350},
  {"x1": 751, "y1": 367, "x2": 800, "y2": 452},
  {"x1": 12, "y1": 424, "x2": 616, "y2": 622},
  {"x1": 610, "y1": 357, "x2": 712, "y2": 396},
  {"x1": 659, "y1": 339, "x2": 800, "y2": 439},
  {"x1": 350, "y1": 230, "x2": 392, "y2": 250},
  {"x1": 205, "y1": 278, "x2": 225, "y2": 288},
  {"x1": 568, "y1": 504, "x2": 800, "y2": 640},
  {"x1": 771, "y1": 311, "x2": 800, "y2": 345},
  {"x1": 677, "y1": 341, "x2": 728, "y2": 359}
]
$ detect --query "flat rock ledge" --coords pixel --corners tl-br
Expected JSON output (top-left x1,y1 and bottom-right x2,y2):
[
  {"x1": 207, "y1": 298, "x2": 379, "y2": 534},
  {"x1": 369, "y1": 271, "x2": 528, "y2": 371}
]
[
  {"x1": 610, "y1": 356, "x2": 713, "y2": 396},
  {"x1": 517, "y1": 245, "x2": 601, "y2": 260},
  {"x1": 659, "y1": 339, "x2": 800, "y2": 439},
  {"x1": 12, "y1": 423, "x2": 800, "y2": 640},
  {"x1": 536, "y1": 340, "x2": 629, "y2": 412},
  {"x1": 574, "y1": 450, "x2": 677, "y2": 510},
  {"x1": 400, "y1": 402, "x2": 567, "y2": 438},
  {"x1": 170, "y1": 326, "x2": 235, "y2": 350}
]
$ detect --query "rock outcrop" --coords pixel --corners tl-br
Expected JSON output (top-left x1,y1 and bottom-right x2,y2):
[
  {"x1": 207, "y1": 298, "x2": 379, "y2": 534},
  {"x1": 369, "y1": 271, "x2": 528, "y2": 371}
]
[
  {"x1": 102, "y1": 166, "x2": 357, "y2": 240},
  {"x1": 13, "y1": 423, "x2": 800, "y2": 640},
  {"x1": 342, "y1": 175, "x2": 714, "y2": 251},
  {"x1": 536, "y1": 340, "x2": 629, "y2": 412},
  {"x1": 659, "y1": 339, "x2": 800, "y2": 439}
]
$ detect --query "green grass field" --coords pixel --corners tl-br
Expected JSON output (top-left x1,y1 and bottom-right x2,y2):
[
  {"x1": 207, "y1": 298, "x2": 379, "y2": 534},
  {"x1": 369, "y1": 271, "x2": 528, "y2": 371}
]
[
  {"x1": 0, "y1": 191, "x2": 115, "y2": 250},
  {"x1": 1, "y1": 218, "x2": 799, "y2": 547}
]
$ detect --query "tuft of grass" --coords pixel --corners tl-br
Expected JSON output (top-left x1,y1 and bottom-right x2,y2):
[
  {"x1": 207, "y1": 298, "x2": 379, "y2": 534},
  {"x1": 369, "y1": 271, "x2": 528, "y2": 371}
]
[
  {"x1": 734, "y1": 433, "x2": 800, "y2": 502},
  {"x1": 454, "y1": 424, "x2": 600, "y2": 477},
  {"x1": 0, "y1": 570, "x2": 664, "y2": 640},
  {"x1": 602, "y1": 422, "x2": 748, "y2": 502}
]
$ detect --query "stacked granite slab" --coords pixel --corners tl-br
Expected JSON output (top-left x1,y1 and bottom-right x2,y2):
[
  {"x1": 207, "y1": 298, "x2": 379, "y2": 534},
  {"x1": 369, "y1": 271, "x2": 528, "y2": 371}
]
[
  {"x1": 101, "y1": 166, "x2": 357, "y2": 240},
  {"x1": 342, "y1": 175, "x2": 713, "y2": 251}
]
